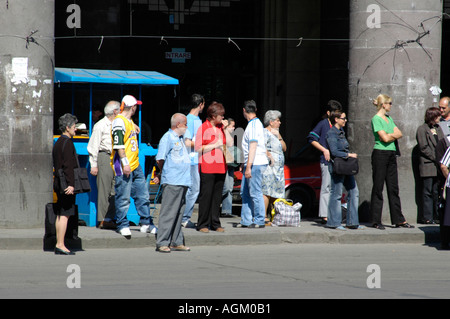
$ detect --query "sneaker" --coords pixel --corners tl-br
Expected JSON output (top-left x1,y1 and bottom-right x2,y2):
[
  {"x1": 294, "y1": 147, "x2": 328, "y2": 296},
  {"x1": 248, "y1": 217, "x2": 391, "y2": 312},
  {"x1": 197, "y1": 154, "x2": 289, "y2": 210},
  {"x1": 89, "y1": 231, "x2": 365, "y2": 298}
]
[
  {"x1": 335, "y1": 226, "x2": 347, "y2": 231},
  {"x1": 149, "y1": 225, "x2": 158, "y2": 234},
  {"x1": 118, "y1": 227, "x2": 132, "y2": 239},
  {"x1": 181, "y1": 220, "x2": 196, "y2": 228},
  {"x1": 140, "y1": 224, "x2": 158, "y2": 234},
  {"x1": 249, "y1": 223, "x2": 265, "y2": 229},
  {"x1": 347, "y1": 225, "x2": 366, "y2": 230},
  {"x1": 233, "y1": 223, "x2": 248, "y2": 228}
]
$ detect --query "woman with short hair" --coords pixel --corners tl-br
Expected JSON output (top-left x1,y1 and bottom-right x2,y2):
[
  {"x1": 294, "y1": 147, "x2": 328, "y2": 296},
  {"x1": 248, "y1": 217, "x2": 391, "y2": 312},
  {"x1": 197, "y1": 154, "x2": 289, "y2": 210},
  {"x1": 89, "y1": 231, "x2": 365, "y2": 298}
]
[
  {"x1": 195, "y1": 102, "x2": 227, "y2": 233},
  {"x1": 52, "y1": 113, "x2": 79, "y2": 255},
  {"x1": 262, "y1": 110, "x2": 286, "y2": 223},
  {"x1": 416, "y1": 107, "x2": 443, "y2": 224}
]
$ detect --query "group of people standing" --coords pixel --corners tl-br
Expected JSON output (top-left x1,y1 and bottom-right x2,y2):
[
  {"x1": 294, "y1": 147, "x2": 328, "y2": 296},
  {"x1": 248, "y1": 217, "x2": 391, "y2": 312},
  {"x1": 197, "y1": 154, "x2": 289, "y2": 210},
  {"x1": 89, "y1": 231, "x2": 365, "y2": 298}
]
[
  {"x1": 154, "y1": 97, "x2": 287, "y2": 251},
  {"x1": 308, "y1": 94, "x2": 415, "y2": 232},
  {"x1": 308, "y1": 94, "x2": 450, "y2": 247},
  {"x1": 171, "y1": 97, "x2": 286, "y2": 227},
  {"x1": 53, "y1": 95, "x2": 158, "y2": 255},
  {"x1": 52, "y1": 94, "x2": 286, "y2": 254},
  {"x1": 54, "y1": 92, "x2": 450, "y2": 255}
]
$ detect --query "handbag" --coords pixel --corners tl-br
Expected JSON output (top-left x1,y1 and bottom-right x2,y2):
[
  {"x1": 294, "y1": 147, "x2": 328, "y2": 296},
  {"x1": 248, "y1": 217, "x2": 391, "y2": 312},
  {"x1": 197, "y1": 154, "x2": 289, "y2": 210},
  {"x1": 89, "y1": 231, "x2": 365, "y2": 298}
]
[
  {"x1": 73, "y1": 166, "x2": 91, "y2": 194},
  {"x1": 332, "y1": 157, "x2": 359, "y2": 175},
  {"x1": 57, "y1": 138, "x2": 91, "y2": 194}
]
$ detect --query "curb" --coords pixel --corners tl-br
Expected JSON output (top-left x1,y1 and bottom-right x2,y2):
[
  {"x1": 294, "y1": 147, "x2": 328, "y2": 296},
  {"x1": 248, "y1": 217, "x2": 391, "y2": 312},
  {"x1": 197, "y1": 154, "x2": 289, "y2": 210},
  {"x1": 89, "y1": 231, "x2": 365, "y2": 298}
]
[{"x1": 0, "y1": 219, "x2": 441, "y2": 251}]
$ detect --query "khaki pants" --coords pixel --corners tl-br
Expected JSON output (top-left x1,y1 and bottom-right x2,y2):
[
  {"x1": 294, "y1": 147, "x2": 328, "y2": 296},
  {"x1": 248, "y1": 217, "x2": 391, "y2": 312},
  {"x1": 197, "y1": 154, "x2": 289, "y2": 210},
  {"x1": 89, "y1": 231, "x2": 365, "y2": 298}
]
[{"x1": 96, "y1": 152, "x2": 115, "y2": 222}]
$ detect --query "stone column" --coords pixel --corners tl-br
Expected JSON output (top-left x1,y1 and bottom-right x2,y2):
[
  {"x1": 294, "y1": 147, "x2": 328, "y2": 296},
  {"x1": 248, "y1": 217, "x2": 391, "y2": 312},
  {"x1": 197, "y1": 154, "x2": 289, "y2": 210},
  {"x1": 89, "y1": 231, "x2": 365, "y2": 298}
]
[
  {"x1": 0, "y1": 0, "x2": 55, "y2": 228},
  {"x1": 348, "y1": 0, "x2": 443, "y2": 223}
]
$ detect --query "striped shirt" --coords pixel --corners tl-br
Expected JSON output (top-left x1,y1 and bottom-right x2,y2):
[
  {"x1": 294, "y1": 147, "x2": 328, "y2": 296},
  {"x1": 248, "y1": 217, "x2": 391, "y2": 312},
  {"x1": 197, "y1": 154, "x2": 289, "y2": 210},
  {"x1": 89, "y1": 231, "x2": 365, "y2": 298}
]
[{"x1": 440, "y1": 146, "x2": 450, "y2": 188}]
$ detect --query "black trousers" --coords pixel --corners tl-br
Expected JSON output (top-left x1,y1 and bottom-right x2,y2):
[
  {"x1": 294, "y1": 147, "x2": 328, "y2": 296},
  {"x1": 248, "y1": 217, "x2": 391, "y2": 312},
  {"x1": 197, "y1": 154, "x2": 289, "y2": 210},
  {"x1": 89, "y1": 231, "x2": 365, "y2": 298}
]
[
  {"x1": 441, "y1": 188, "x2": 450, "y2": 246},
  {"x1": 197, "y1": 172, "x2": 225, "y2": 231},
  {"x1": 370, "y1": 149, "x2": 406, "y2": 225},
  {"x1": 420, "y1": 176, "x2": 438, "y2": 222}
]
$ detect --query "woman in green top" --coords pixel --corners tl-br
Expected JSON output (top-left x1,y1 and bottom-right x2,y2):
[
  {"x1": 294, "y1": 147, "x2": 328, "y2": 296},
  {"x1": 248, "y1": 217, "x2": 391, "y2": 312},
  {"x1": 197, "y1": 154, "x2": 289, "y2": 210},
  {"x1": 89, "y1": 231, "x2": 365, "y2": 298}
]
[{"x1": 370, "y1": 94, "x2": 414, "y2": 229}]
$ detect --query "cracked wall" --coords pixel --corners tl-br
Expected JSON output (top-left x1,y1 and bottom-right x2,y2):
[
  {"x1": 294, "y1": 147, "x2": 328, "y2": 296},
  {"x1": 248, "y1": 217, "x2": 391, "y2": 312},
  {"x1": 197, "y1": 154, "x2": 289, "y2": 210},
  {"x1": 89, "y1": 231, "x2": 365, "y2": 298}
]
[
  {"x1": 348, "y1": 0, "x2": 443, "y2": 223},
  {"x1": 0, "y1": 0, "x2": 55, "y2": 228}
]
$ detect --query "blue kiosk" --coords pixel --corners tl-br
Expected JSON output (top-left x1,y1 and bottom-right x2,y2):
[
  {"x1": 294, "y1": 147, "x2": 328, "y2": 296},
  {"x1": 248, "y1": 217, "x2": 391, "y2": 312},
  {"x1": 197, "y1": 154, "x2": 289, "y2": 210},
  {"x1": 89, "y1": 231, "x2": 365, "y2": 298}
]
[{"x1": 54, "y1": 68, "x2": 179, "y2": 227}]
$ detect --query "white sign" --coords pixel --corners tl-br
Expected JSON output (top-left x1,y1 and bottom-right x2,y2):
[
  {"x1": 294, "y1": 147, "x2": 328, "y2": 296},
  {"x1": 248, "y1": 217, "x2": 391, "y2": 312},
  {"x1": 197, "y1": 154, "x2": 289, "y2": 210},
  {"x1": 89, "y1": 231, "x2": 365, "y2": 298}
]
[{"x1": 11, "y1": 57, "x2": 28, "y2": 84}]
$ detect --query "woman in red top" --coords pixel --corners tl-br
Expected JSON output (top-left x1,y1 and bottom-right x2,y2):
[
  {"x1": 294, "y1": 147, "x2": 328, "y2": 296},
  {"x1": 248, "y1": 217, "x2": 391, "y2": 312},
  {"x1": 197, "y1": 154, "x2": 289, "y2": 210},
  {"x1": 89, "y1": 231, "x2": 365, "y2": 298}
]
[{"x1": 195, "y1": 102, "x2": 227, "y2": 233}]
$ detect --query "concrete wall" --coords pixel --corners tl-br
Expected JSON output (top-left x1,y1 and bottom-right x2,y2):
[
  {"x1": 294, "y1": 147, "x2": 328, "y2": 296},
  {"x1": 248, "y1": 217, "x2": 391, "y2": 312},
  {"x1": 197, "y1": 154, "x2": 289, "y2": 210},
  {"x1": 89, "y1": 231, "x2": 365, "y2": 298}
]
[
  {"x1": 0, "y1": 0, "x2": 55, "y2": 228},
  {"x1": 348, "y1": 0, "x2": 443, "y2": 223}
]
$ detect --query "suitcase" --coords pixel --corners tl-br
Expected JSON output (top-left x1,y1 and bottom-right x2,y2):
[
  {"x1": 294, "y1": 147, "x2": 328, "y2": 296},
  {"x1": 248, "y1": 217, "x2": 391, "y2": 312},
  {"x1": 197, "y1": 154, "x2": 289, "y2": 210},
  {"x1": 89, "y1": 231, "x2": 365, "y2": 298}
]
[{"x1": 43, "y1": 203, "x2": 82, "y2": 251}]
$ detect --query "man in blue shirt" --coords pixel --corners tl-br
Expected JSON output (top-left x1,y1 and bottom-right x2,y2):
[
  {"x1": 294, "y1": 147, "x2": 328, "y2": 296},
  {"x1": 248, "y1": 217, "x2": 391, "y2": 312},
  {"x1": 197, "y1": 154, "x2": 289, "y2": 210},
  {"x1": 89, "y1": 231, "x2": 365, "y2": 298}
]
[
  {"x1": 307, "y1": 100, "x2": 342, "y2": 223},
  {"x1": 155, "y1": 113, "x2": 191, "y2": 253},
  {"x1": 182, "y1": 94, "x2": 205, "y2": 228}
]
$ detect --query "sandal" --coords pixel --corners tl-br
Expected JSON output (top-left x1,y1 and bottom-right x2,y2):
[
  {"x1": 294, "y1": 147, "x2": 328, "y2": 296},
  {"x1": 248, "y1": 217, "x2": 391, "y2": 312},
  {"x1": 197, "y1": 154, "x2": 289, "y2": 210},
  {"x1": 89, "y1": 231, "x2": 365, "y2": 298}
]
[
  {"x1": 372, "y1": 223, "x2": 385, "y2": 230},
  {"x1": 395, "y1": 222, "x2": 415, "y2": 228},
  {"x1": 156, "y1": 246, "x2": 171, "y2": 253},
  {"x1": 170, "y1": 245, "x2": 191, "y2": 252}
]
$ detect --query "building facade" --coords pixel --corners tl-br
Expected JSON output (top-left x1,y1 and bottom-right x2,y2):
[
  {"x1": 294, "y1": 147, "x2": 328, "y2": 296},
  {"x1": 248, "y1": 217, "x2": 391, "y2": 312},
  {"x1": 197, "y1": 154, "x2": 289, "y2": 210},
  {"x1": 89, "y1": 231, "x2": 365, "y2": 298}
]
[{"x1": 0, "y1": 0, "x2": 448, "y2": 227}]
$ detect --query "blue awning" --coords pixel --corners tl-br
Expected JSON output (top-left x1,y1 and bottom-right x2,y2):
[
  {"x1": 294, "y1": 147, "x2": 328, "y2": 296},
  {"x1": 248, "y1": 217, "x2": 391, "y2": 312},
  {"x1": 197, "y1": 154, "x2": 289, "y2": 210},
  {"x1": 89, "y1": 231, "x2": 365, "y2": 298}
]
[{"x1": 54, "y1": 67, "x2": 179, "y2": 86}]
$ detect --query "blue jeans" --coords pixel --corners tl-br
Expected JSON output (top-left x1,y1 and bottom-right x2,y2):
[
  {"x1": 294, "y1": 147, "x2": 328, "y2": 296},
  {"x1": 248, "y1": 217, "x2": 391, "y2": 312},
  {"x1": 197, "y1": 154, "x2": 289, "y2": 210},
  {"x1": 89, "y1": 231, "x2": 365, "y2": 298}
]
[
  {"x1": 221, "y1": 167, "x2": 235, "y2": 215},
  {"x1": 182, "y1": 164, "x2": 200, "y2": 223},
  {"x1": 327, "y1": 172, "x2": 360, "y2": 228},
  {"x1": 115, "y1": 165, "x2": 151, "y2": 230},
  {"x1": 240, "y1": 164, "x2": 267, "y2": 226}
]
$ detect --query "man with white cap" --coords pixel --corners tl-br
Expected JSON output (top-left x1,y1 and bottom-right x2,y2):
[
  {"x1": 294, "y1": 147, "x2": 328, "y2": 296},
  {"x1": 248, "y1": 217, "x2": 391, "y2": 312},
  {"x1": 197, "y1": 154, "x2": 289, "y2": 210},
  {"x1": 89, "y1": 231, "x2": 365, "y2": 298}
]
[{"x1": 111, "y1": 95, "x2": 157, "y2": 238}]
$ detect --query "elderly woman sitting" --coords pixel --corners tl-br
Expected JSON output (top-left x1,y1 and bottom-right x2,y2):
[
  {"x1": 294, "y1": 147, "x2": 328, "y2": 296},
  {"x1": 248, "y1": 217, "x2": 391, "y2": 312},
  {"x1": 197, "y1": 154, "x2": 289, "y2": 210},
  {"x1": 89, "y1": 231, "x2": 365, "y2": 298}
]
[{"x1": 262, "y1": 110, "x2": 287, "y2": 224}]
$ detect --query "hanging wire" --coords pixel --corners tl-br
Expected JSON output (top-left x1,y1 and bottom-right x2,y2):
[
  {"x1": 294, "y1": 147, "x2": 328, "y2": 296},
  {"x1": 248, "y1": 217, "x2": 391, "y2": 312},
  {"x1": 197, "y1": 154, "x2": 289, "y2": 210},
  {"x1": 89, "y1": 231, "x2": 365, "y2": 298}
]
[{"x1": 49, "y1": 34, "x2": 352, "y2": 42}]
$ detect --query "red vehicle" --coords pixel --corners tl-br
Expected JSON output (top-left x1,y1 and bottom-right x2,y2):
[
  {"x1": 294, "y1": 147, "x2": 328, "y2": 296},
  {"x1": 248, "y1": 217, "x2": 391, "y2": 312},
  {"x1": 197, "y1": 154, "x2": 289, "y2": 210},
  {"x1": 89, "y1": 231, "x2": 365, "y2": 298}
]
[{"x1": 232, "y1": 144, "x2": 322, "y2": 217}]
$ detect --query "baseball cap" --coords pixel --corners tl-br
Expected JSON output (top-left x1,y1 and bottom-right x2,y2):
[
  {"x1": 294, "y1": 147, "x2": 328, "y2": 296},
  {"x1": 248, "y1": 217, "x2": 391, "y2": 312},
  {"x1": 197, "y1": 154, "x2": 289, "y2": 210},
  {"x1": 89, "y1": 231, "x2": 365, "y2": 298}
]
[{"x1": 122, "y1": 95, "x2": 142, "y2": 107}]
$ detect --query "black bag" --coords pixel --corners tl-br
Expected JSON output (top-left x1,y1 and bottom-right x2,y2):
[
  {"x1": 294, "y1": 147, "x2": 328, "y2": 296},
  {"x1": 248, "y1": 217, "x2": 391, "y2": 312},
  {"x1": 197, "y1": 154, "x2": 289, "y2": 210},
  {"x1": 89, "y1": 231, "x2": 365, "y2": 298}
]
[
  {"x1": 73, "y1": 167, "x2": 91, "y2": 194},
  {"x1": 332, "y1": 157, "x2": 359, "y2": 175}
]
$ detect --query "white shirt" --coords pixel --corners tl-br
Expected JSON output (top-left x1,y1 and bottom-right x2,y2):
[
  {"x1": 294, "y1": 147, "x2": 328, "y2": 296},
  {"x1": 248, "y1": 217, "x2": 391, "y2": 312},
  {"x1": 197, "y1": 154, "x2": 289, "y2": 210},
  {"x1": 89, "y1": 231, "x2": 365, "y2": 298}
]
[
  {"x1": 242, "y1": 117, "x2": 268, "y2": 165},
  {"x1": 87, "y1": 116, "x2": 113, "y2": 168}
]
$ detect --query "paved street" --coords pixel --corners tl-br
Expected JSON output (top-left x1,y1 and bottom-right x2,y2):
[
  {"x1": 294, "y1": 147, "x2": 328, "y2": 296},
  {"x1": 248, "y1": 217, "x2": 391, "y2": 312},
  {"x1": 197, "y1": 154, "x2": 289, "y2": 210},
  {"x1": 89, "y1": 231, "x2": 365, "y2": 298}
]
[{"x1": 1, "y1": 243, "x2": 449, "y2": 301}]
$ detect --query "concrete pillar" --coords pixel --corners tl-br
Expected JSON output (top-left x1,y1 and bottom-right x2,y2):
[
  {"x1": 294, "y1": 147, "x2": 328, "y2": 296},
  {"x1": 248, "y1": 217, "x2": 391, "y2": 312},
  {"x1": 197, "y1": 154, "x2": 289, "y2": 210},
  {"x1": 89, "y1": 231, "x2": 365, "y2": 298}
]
[
  {"x1": 348, "y1": 0, "x2": 443, "y2": 223},
  {"x1": 0, "y1": 0, "x2": 55, "y2": 228}
]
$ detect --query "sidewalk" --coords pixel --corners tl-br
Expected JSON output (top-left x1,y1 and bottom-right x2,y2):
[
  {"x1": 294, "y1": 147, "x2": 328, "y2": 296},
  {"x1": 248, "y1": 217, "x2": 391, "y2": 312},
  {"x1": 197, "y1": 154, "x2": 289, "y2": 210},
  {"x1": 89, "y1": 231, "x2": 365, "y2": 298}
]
[{"x1": 0, "y1": 207, "x2": 441, "y2": 251}]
